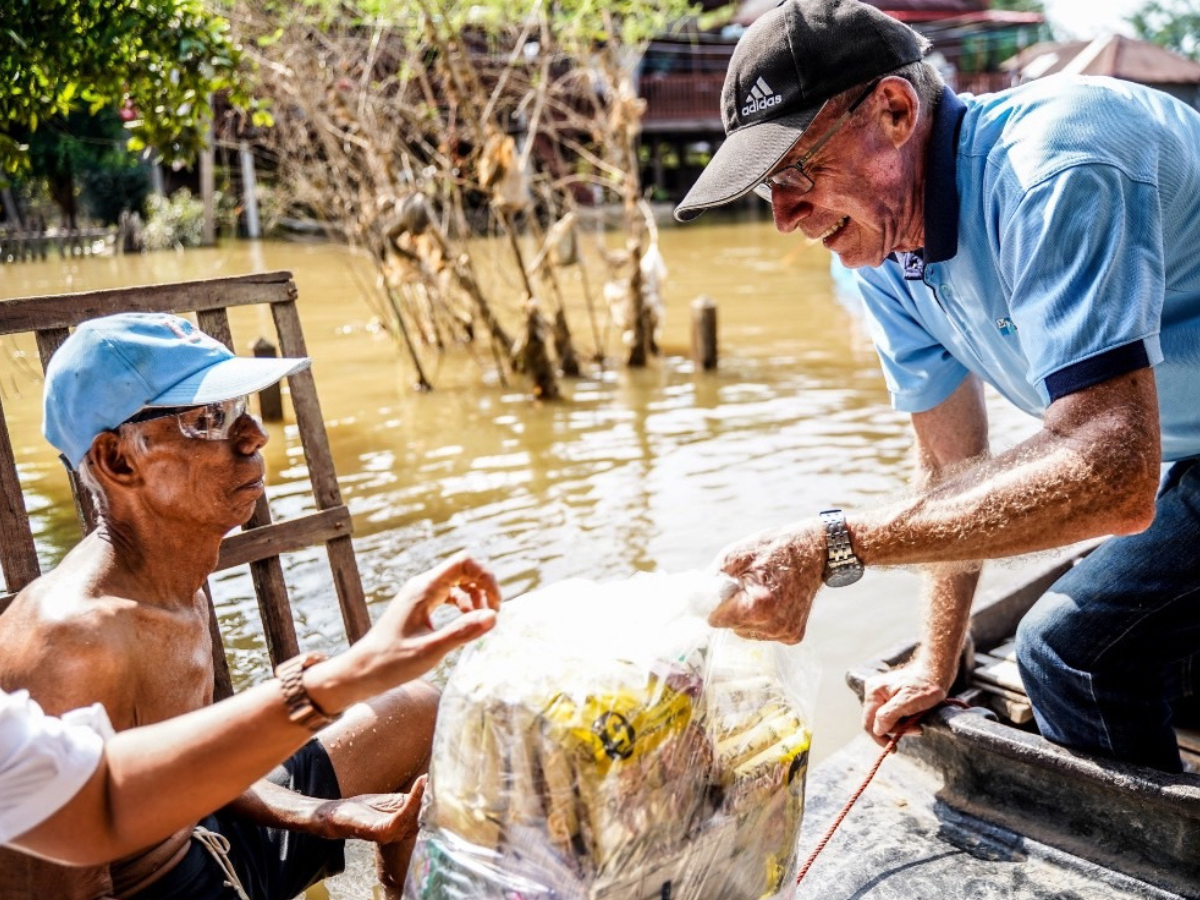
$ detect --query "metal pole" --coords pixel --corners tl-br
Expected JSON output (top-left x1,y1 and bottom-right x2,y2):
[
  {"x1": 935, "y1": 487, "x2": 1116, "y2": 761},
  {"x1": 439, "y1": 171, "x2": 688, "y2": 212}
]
[
  {"x1": 239, "y1": 141, "x2": 261, "y2": 239},
  {"x1": 200, "y1": 107, "x2": 216, "y2": 246}
]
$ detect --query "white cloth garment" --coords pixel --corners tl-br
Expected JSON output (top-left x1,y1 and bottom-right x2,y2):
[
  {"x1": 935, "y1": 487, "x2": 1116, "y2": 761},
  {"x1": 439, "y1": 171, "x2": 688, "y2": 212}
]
[{"x1": 0, "y1": 688, "x2": 113, "y2": 844}]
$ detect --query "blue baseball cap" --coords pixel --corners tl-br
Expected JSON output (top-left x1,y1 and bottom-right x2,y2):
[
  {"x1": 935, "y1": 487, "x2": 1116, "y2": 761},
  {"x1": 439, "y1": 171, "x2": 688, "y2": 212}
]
[{"x1": 44, "y1": 312, "x2": 312, "y2": 468}]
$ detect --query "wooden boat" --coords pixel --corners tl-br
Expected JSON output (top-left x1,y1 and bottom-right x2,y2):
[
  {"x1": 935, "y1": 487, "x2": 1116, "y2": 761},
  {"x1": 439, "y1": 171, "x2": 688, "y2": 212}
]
[{"x1": 794, "y1": 551, "x2": 1200, "y2": 900}]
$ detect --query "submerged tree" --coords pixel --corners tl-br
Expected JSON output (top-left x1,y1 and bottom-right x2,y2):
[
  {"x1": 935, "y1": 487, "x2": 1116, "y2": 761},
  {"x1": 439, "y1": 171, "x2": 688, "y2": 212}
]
[{"x1": 231, "y1": 0, "x2": 697, "y2": 396}]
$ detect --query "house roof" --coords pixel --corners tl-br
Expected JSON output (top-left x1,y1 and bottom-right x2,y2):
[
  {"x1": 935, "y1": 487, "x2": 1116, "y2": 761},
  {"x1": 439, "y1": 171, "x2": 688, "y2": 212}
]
[
  {"x1": 733, "y1": 0, "x2": 990, "y2": 26},
  {"x1": 1006, "y1": 34, "x2": 1200, "y2": 84}
]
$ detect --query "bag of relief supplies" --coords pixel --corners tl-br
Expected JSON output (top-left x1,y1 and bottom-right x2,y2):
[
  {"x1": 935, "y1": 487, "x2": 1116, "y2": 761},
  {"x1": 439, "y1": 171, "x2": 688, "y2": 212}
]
[{"x1": 405, "y1": 570, "x2": 820, "y2": 900}]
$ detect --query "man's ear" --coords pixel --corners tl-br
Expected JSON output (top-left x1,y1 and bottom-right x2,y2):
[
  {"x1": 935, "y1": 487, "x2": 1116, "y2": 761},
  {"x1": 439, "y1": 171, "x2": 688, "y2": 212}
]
[
  {"x1": 86, "y1": 431, "x2": 140, "y2": 490},
  {"x1": 876, "y1": 77, "x2": 921, "y2": 150}
]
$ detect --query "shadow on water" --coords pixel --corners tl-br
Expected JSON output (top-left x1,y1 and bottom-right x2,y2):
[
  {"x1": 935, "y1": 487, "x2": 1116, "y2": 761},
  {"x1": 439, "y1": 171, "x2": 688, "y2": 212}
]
[{"x1": 0, "y1": 219, "x2": 1043, "y2": 776}]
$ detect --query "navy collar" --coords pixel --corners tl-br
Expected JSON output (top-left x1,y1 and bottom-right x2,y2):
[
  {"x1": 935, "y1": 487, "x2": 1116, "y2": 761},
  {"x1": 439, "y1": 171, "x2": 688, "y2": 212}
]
[{"x1": 922, "y1": 86, "x2": 967, "y2": 264}]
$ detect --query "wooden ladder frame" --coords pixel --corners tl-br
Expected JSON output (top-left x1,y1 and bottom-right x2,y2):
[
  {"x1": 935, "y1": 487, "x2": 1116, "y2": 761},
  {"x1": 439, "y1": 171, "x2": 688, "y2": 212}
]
[{"x1": 0, "y1": 270, "x2": 370, "y2": 699}]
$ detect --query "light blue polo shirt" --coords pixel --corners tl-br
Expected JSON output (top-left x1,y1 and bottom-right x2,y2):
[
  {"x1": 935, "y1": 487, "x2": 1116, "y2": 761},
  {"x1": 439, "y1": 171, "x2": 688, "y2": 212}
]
[{"x1": 855, "y1": 76, "x2": 1200, "y2": 461}]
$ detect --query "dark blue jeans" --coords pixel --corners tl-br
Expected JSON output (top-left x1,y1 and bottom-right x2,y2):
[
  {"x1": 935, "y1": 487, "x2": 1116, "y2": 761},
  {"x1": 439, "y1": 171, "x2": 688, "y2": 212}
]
[{"x1": 1016, "y1": 458, "x2": 1200, "y2": 773}]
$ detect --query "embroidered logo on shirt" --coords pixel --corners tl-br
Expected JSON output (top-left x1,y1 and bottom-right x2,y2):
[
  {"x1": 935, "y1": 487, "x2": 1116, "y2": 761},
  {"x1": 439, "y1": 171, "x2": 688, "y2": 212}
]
[
  {"x1": 996, "y1": 317, "x2": 1018, "y2": 336},
  {"x1": 900, "y1": 251, "x2": 925, "y2": 280},
  {"x1": 742, "y1": 77, "x2": 781, "y2": 116}
]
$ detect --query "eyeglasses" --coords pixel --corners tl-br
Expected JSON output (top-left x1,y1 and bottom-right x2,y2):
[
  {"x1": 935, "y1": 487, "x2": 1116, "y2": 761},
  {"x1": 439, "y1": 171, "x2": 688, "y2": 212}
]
[
  {"x1": 753, "y1": 81, "x2": 880, "y2": 202},
  {"x1": 121, "y1": 396, "x2": 249, "y2": 441}
]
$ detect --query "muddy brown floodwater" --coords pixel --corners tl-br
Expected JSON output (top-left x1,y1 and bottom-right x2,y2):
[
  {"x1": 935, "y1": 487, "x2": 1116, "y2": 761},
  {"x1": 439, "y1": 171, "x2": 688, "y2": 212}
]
[{"x1": 0, "y1": 213, "x2": 1049, "y2": 898}]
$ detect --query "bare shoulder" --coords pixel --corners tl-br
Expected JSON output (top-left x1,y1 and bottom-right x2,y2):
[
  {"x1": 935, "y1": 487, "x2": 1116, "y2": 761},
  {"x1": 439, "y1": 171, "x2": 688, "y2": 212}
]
[{"x1": 0, "y1": 566, "x2": 140, "y2": 720}]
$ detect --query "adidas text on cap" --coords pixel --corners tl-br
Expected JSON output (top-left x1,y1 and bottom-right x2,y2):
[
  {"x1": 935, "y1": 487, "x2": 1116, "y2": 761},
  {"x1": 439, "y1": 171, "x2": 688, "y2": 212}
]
[{"x1": 674, "y1": 0, "x2": 930, "y2": 222}]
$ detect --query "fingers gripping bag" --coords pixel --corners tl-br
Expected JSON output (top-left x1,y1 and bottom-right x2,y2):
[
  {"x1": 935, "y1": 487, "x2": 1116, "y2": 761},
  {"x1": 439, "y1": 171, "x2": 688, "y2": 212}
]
[{"x1": 405, "y1": 571, "x2": 820, "y2": 900}]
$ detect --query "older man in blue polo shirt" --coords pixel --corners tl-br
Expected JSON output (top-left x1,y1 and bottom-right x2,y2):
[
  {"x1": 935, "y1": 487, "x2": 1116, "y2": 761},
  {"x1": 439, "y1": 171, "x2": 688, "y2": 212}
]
[{"x1": 676, "y1": 0, "x2": 1200, "y2": 773}]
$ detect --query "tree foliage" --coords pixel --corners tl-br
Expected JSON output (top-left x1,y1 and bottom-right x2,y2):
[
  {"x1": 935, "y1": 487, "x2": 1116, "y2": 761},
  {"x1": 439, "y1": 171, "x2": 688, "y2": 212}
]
[
  {"x1": 0, "y1": 0, "x2": 265, "y2": 173},
  {"x1": 21, "y1": 109, "x2": 152, "y2": 228},
  {"x1": 1128, "y1": 0, "x2": 1200, "y2": 60}
]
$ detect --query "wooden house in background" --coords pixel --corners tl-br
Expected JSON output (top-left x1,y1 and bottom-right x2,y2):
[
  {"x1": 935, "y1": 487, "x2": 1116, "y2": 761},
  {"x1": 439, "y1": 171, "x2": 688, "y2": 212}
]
[{"x1": 1004, "y1": 34, "x2": 1200, "y2": 107}]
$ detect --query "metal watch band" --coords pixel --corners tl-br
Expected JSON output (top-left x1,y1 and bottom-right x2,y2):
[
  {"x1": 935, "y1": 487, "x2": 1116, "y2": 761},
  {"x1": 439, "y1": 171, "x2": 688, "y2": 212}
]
[
  {"x1": 275, "y1": 651, "x2": 336, "y2": 732},
  {"x1": 819, "y1": 508, "x2": 864, "y2": 587}
]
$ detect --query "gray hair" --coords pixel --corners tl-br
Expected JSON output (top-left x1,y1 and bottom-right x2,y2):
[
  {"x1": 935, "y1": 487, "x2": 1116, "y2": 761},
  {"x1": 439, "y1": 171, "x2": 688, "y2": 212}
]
[
  {"x1": 834, "y1": 60, "x2": 944, "y2": 121},
  {"x1": 77, "y1": 424, "x2": 151, "y2": 515},
  {"x1": 888, "y1": 60, "x2": 945, "y2": 119}
]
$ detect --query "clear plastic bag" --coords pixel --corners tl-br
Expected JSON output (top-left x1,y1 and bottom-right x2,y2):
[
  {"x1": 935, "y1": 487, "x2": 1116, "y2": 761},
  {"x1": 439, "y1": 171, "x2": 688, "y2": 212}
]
[{"x1": 406, "y1": 570, "x2": 820, "y2": 900}]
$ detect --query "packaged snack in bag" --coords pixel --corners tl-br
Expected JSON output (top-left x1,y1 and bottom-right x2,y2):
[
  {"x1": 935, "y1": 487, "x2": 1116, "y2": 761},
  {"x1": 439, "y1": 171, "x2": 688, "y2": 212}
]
[{"x1": 407, "y1": 571, "x2": 819, "y2": 900}]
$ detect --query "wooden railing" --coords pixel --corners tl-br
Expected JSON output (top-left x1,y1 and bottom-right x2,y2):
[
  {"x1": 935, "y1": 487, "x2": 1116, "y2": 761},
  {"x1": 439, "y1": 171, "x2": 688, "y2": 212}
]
[
  {"x1": 0, "y1": 227, "x2": 115, "y2": 263},
  {"x1": 956, "y1": 71, "x2": 1017, "y2": 95},
  {"x1": 0, "y1": 272, "x2": 368, "y2": 700},
  {"x1": 641, "y1": 73, "x2": 726, "y2": 125}
]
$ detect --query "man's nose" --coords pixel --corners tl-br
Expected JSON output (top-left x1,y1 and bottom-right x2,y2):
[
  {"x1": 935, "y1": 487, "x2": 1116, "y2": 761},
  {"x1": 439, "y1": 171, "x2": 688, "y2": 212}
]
[
  {"x1": 232, "y1": 412, "x2": 269, "y2": 453},
  {"x1": 772, "y1": 192, "x2": 812, "y2": 233}
]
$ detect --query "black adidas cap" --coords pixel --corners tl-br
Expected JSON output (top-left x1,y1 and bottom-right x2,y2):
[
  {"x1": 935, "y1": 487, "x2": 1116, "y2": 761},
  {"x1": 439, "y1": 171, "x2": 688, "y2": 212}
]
[{"x1": 674, "y1": 0, "x2": 930, "y2": 222}]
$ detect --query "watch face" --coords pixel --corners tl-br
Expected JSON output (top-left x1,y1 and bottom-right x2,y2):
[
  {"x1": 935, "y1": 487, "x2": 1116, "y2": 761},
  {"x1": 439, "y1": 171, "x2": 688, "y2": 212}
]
[{"x1": 824, "y1": 564, "x2": 864, "y2": 588}]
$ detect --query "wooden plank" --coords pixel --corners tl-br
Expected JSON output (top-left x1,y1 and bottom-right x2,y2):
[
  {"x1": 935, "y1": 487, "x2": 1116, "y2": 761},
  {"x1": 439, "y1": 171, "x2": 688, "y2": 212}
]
[
  {"x1": 269, "y1": 300, "x2": 341, "y2": 508},
  {"x1": 970, "y1": 679, "x2": 1035, "y2": 725},
  {"x1": 327, "y1": 535, "x2": 372, "y2": 642},
  {"x1": 975, "y1": 654, "x2": 1027, "y2": 694},
  {"x1": 216, "y1": 506, "x2": 353, "y2": 572},
  {"x1": 1181, "y1": 747, "x2": 1200, "y2": 774},
  {"x1": 243, "y1": 493, "x2": 300, "y2": 666},
  {"x1": 196, "y1": 307, "x2": 235, "y2": 352},
  {"x1": 198, "y1": 306, "x2": 299, "y2": 665},
  {"x1": 0, "y1": 270, "x2": 296, "y2": 336},
  {"x1": 271, "y1": 299, "x2": 370, "y2": 640},
  {"x1": 0, "y1": 592, "x2": 16, "y2": 616},
  {"x1": 1176, "y1": 727, "x2": 1200, "y2": 756},
  {"x1": 0, "y1": 399, "x2": 40, "y2": 595},
  {"x1": 36, "y1": 327, "x2": 99, "y2": 535},
  {"x1": 988, "y1": 639, "x2": 1019, "y2": 662},
  {"x1": 204, "y1": 582, "x2": 234, "y2": 702}
]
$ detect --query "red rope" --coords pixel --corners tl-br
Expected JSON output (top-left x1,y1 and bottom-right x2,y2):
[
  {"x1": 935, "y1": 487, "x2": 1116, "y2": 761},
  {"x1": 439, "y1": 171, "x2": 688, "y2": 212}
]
[{"x1": 792, "y1": 699, "x2": 970, "y2": 892}]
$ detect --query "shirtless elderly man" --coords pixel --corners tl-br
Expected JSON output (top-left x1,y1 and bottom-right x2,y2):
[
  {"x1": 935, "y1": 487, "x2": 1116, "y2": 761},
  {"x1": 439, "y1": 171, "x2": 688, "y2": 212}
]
[{"x1": 0, "y1": 312, "x2": 499, "y2": 900}]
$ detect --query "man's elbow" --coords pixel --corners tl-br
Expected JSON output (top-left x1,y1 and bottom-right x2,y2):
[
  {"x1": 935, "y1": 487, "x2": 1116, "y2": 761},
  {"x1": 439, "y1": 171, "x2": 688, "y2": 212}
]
[
  {"x1": 1102, "y1": 453, "x2": 1159, "y2": 536},
  {"x1": 1110, "y1": 501, "x2": 1155, "y2": 535}
]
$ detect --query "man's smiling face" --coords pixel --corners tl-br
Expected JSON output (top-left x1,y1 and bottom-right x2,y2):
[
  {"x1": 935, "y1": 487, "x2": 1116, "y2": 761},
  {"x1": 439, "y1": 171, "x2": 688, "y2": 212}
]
[{"x1": 764, "y1": 79, "x2": 927, "y2": 269}]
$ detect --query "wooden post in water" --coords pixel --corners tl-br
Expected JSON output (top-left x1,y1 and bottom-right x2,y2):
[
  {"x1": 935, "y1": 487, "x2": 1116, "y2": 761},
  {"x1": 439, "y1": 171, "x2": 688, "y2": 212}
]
[
  {"x1": 691, "y1": 295, "x2": 718, "y2": 371},
  {"x1": 252, "y1": 337, "x2": 285, "y2": 421}
]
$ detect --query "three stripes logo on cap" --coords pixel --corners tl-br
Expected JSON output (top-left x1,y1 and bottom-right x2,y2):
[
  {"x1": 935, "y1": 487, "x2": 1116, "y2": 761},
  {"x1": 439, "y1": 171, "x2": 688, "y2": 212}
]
[{"x1": 742, "y1": 76, "x2": 782, "y2": 116}]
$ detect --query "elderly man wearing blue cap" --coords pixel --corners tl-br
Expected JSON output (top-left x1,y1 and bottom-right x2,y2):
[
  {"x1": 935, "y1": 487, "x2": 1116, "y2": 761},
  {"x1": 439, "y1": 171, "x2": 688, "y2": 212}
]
[
  {"x1": 681, "y1": 0, "x2": 1200, "y2": 774},
  {"x1": 0, "y1": 313, "x2": 502, "y2": 899}
]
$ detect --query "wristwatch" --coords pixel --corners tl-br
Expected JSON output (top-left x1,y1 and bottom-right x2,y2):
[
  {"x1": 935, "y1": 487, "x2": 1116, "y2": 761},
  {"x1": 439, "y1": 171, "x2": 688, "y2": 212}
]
[
  {"x1": 275, "y1": 651, "x2": 337, "y2": 732},
  {"x1": 819, "y1": 509, "x2": 864, "y2": 587}
]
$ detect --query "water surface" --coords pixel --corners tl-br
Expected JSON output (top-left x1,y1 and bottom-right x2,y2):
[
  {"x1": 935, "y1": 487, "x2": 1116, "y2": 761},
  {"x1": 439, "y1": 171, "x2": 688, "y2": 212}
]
[{"x1": 0, "y1": 216, "x2": 1044, "y2": 766}]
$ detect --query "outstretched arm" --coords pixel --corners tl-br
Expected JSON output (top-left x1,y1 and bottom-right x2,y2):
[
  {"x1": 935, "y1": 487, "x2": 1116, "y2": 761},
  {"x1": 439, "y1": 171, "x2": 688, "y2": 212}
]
[
  {"x1": 710, "y1": 368, "x2": 1160, "y2": 646},
  {"x1": 9, "y1": 553, "x2": 500, "y2": 865},
  {"x1": 223, "y1": 553, "x2": 499, "y2": 840}
]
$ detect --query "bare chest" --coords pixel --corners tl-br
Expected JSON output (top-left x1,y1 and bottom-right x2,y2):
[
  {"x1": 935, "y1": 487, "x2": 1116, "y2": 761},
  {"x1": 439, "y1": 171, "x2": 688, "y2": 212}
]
[{"x1": 125, "y1": 600, "x2": 215, "y2": 726}]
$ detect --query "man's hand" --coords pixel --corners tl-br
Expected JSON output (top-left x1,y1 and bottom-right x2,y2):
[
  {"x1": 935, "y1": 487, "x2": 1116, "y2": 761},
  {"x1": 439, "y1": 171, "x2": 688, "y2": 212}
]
[
  {"x1": 861, "y1": 663, "x2": 947, "y2": 746},
  {"x1": 708, "y1": 520, "x2": 826, "y2": 643},
  {"x1": 312, "y1": 553, "x2": 502, "y2": 712},
  {"x1": 310, "y1": 776, "x2": 426, "y2": 844}
]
